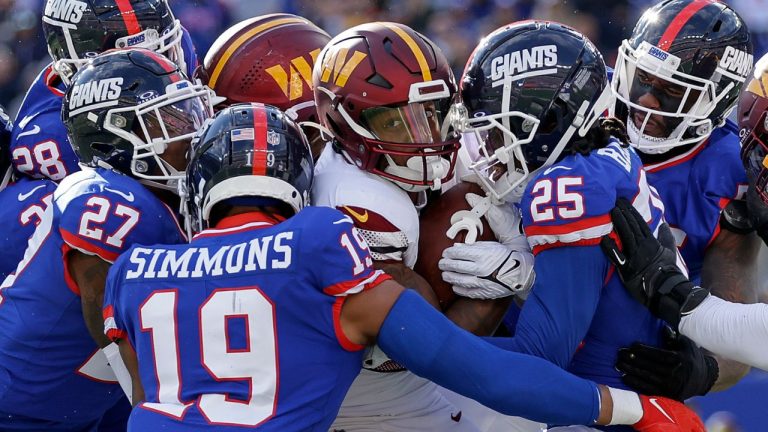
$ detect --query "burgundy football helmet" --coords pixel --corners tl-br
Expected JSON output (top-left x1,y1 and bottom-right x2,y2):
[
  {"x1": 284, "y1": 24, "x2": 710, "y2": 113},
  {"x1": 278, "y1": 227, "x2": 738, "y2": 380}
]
[
  {"x1": 312, "y1": 22, "x2": 460, "y2": 191},
  {"x1": 196, "y1": 14, "x2": 330, "y2": 125}
]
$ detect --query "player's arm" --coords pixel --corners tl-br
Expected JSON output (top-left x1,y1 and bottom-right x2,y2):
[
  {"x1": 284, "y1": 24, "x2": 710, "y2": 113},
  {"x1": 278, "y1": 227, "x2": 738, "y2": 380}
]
[
  {"x1": 601, "y1": 199, "x2": 768, "y2": 371},
  {"x1": 484, "y1": 245, "x2": 606, "y2": 367},
  {"x1": 118, "y1": 340, "x2": 144, "y2": 406},
  {"x1": 341, "y1": 281, "x2": 702, "y2": 429},
  {"x1": 701, "y1": 227, "x2": 761, "y2": 390},
  {"x1": 68, "y1": 251, "x2": 112, "y2": 348}
]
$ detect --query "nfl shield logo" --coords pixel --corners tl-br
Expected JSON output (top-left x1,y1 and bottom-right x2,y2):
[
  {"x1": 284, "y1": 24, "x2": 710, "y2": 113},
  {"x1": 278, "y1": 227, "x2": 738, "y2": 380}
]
[{"x1": 267, "y1": 130, "x2": 280, "y2": 146}]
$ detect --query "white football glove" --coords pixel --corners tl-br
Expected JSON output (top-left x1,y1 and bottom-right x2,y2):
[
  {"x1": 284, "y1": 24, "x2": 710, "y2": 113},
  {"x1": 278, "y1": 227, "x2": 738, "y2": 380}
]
[
  {"x1": 439, "y1": 193, "x2": 535, "y2": 299},
  {"x1": 439, "y1": 241, "x2": 535, "y2": 299}
]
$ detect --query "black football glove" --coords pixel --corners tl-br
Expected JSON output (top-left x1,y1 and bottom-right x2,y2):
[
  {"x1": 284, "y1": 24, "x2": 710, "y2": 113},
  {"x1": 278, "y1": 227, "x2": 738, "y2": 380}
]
[
  {"x1": 599, "y1": 198, "x2": 709, "y2": 329},
  {"x1": 617, "y1": 327, "x2": 718, "y2": 401}
]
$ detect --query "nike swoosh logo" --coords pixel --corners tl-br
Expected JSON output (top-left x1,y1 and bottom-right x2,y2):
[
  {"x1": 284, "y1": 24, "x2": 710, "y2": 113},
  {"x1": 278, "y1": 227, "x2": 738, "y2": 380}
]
[
  {"x1": 104, "y1": 187, "x2": 135, "y2": 202},
  {"x1": 649, "y1": 398, "x2": 675, "y2": 423},
  {"x1": 344, "y1": 206, "x2": 369, "y2": 223},
  {"x1": 543, "y1": 165, "x2": 572, "y2": 175},
  {"x1": 450, "y1": 411, "x2": 462, "y2": 422},
  {"x1": 17, "y1": 125, "x2": 41, "y2": 138},
  {"x1": 612, "y1": 249, "x2": 626, "y2": 266},
  {"x1": 17, "y1": 184, "x2": 47, "y2": 201}
]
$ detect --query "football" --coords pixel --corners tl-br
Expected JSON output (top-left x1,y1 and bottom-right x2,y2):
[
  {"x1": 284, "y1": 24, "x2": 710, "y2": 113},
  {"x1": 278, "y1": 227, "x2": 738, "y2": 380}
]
[{"x1": 414, "y1": 182, "x2": 494, "y2": 310}]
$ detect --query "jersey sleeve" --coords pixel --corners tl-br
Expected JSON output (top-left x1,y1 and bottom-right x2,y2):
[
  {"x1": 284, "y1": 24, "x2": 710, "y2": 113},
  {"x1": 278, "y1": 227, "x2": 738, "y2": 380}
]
[
  {"x1": 58, "y1": 186, "x2": 184, "y2": 263},
  {"x1": 11, "y1": 109, "x2": 79, "y2": 181},
  {"x1": 521, "y1": 165, "x2": 616, "y2": 255},
  {"x1": 303, "y1": 208, "x2": 391, "y2": 297},
  {"x1": 103, "y1": 258, "x2": 128, "y2": 342},
  {"x1": 336, "y1": 205, "x2": 410, "y2": 262},
  {"x1": 502, "y1": 245, "x2": 609, "y2": 368}
]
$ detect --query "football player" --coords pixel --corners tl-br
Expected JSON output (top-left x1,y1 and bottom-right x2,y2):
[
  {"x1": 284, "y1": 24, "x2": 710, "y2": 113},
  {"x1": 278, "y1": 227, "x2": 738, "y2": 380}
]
[
  {"x1": 195, "y1": 13, "x2": 331, "y2": 160},
  {"x1": 11, "y1": 0, "x2": 198, "y2": 181},
  {"x1": 103, "y1": 102, "x2": 703, "y2": 432},
  {"x1": 608, "y1": 0, "x2": 761, "y2": 396},
  {"x1": 0, "y1": 105, "x2": 57, "y2": 281},
  {"x1": 439, "y1": 20, "x2": 706, "y2": 432},
  {"x1": 0, "y1": 49, "x2": 214, "y2": 430},
  {"x1": 311, "y1": 22, "x2": 534, "y2": 430},
  {"x1": 596, "y1": 51, "x2": 768, "y2": 372}
]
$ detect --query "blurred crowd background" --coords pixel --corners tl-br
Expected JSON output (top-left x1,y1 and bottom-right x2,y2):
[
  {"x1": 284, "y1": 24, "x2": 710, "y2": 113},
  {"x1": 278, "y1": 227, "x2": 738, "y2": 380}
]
[
  {"x1": 1, "y1": 0, "x2": 768, "y2": 430},
  {"x1": 2, "y1": 0, "x2": 768, "y2": 116}
]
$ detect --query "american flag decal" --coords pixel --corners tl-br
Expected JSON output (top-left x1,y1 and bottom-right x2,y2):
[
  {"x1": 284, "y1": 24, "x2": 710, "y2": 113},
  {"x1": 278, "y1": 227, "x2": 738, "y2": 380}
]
[{"x1": 231, "y1": 128, "x2": 255, "y2": 141}]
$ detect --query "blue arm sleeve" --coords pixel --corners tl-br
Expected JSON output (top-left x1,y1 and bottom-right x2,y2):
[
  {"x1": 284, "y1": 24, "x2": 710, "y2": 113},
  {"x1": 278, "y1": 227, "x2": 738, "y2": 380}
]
[
  {"x1": 494, "y1": 245, "x2": 608, "y2": 367},
  {"x1": 378, "y1": 289, "x2": 601, "y2": 426}
]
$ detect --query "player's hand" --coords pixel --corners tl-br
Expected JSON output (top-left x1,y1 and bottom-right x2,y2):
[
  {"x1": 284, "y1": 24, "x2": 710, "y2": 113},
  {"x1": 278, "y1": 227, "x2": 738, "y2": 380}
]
[
  {"x1": 439, "y1": 241, "x2": 535, "y2": 299},
  {"x1": 599, "y1": 198, "x2": 709, "y2": 329},
  {"x1": 618, "y1": 328, "x2": 718, "y2": 401},
  {"x1": 632, "y1": 395, "x2": 705, "y2": 432},
  {"x1": 465, "y1": 193, "x2": 526, "y2": 247}
]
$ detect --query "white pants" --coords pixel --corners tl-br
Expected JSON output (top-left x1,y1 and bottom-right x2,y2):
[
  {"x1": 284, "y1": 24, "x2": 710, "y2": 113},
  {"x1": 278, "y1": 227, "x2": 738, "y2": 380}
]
[
  {"x1": 438, "y1": 386, "x2": 547, "y2": 432},
  {"x1": 546, "y1": 426, "x2": 600, "y2": 431},
  {"x1": 330, "y1": 369, "x2": 481, "y2": 431}
]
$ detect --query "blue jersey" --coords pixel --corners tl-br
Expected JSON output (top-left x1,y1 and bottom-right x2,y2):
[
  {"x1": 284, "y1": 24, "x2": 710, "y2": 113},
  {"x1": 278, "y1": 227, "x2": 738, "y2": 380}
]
[
  {"x1": 11, "y1": 28, "x2": 198, "y2": 181},
  {"x1": 0, "y1": 177, "x2": 57, "y2": 280},
  {"x1": 642, "y1": 121, "x2": 747, "y2": 283},
  {"x1": 512, "y1": 140, "x2": 668, "y2": 428},
  {"x1": 0, "y1": 168, "x2": 185, "y2": 427},
  {"x1": 104, "y1": 208, "x2": 390, "y2": 431}
]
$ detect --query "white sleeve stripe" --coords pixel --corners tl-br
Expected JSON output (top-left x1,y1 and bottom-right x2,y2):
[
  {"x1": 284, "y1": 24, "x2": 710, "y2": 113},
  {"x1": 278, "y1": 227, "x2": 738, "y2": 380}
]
[{"x1": 528, "y1": 222, "x2": 613, "y2": 246}]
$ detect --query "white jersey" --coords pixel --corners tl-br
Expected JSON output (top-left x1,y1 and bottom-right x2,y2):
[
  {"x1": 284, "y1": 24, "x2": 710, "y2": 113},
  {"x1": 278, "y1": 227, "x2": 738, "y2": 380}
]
[
  {"x1": 313, "y1": 143, "x2": 420, "y2": 267},
  {"x1": 313, "y1": 144, "x2": 479, "y2": 431}
]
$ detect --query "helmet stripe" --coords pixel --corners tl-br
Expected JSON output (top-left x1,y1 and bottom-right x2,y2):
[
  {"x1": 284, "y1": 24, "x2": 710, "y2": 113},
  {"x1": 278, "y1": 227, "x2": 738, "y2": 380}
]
[
  {"x1": 114, "y1": 0, "x2": 142, "y2": 35},
  {"x1": 208, "y1": 17, "x2": 307, "y2": 89},
  {"x1": 252, "y1": 103, "x2": 268, "y2": 176},
  {"x1": 657, "y1": 0, "x2": 710, "y2": 50},
  {"x1": 143, "y1": 50, "x2": 180, "y2": 81},
  {"x1": 381, "y1": 23, "x2": 432, "y2": 81}
]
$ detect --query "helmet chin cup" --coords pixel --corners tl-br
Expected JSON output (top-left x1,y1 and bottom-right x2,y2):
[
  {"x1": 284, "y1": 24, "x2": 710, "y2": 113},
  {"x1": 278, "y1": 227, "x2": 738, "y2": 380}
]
[{"x1": 382, "y1": 154, "x2": 451, "y2": 192}]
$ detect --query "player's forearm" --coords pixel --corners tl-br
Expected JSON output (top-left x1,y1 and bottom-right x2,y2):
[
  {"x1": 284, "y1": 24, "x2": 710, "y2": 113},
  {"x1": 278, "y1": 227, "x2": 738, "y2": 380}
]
[
  {"x1": 82, "y1": 297, "x2": 111, "y2": 348},
  {"x1": 445, "y1": 297, "x2": 512, "y2": 336},
  {"x1": 378, "y1": 290, "x2": 602, "y2": 425},
  {"x1": 373, "y1": 261, "x2": 440, "y2": 309},
  {"x1": 679, "y1": 295, "x2": 768, "y2": 371}
]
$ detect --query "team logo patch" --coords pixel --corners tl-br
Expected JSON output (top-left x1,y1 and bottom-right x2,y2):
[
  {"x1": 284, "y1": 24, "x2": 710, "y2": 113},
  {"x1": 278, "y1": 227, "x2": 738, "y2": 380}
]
[
  {"x1": 68, "y1": 77, "x2": 123, "y2": 115},
  {"x1": 44, "y1": 0, "x2": 87, "y2": 24},
  {"x1": 490, "y1": 45, "x2": 558, "y2": 85},
  {"x1": 267, "y1": 130, "x2": 281, "y2": 146},
  {"x1": 648, "y1": 46, "x2": 669, "y2": 61},
  {"x1": 231, "y1": 128, "x2": 255, "y2": 141}
]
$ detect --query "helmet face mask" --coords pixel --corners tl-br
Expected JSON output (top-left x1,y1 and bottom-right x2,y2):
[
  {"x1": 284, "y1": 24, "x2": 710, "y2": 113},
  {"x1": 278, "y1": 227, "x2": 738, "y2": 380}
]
[
  {"x1": 313, "y1": 22, "x2": 461, "y2": 192},
  {"x1": 739, "y1": 54, "x2": 768, "y2": 206},
  {"x1": 103, "y1": 80, "x2": 215, "y2": 186},
  {"x1": 614, "y1": 40, "x2": 736, "y2": 153}
]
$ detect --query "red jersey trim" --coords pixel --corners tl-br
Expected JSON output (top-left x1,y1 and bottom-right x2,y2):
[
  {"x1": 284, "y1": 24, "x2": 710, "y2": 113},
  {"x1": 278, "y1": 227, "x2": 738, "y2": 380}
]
[
  {"x1": 60, "y1": 229, "x2": 120, "y2": 263},
  {"x1": 332, "y1": 297, "x2": 366, "y2": 352},
  {"x1": 193, "y1": 212, "x2": 285, "y2": 240},
  {"x1": 525, "y1": 214, "x2": 611, "y2": 237},
  {"x1": 43, "y1": 66, "x2": 65, "y2": 97},
  {"x1": 532, "y1": 237, "x2": 602, "y2": 255}
]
